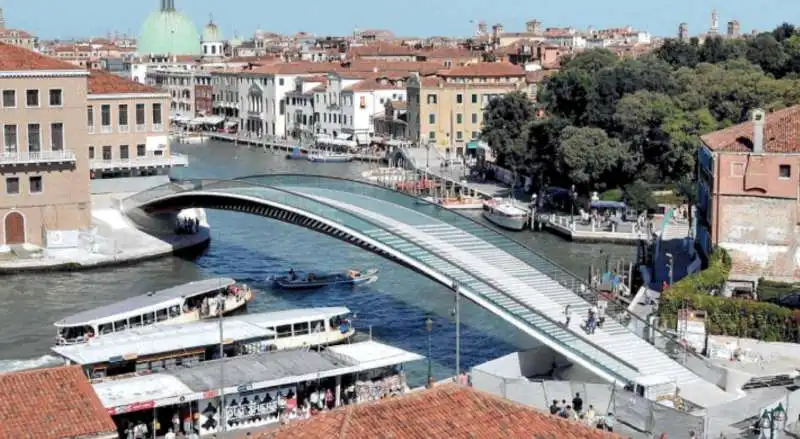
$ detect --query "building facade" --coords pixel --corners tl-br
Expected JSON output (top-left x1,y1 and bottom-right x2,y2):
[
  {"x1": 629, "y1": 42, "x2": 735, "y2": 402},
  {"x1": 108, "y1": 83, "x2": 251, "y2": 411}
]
[
  {"x1": 0, "y1": 8, "x2": 37, "y2": 50},
  {"x1": 0, "y1": 43, "x2": 91, "y2": 246},
  {"x1": 697, "y1": 106, "x2": 800, "y2": 283},
  {"x1": 407, "y1": 63, "x2": 526, "y2": 155},
  {"x1": 86, "y1": 70, "x2": 183, "y2": 179},
  {"x1": 146, "y1": 68, "x2": 211, "y2": 116}
]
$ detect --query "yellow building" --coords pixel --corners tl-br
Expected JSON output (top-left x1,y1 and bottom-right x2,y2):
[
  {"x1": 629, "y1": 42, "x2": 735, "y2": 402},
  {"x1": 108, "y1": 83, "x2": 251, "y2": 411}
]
[{"x1": 407, "y1": 63, "x2": 527, "y2": 155}]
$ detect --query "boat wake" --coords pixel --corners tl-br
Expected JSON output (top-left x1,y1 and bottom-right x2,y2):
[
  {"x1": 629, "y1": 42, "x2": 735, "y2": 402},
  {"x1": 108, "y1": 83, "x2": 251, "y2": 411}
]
[{"x1": 0, "y1": 354, "x2": 61, "y2": 373}]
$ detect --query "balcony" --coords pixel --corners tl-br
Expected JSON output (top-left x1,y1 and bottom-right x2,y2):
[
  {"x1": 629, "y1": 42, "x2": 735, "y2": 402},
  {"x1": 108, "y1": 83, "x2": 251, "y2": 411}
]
[
  {"x1": 0, "y1": 149, "x2": 77, "y2": 166},
  {"x1": 135, "y1": 124, "x2": 146, "y2": 132},
  {"x1": 88, "y1": 125, "x2": 95, "y2": 134},
  {"x1": 153, "y1": 123, "x2": 163, "y2": 132},
  {"x1": 101, "y1": 125, "x2": 112, "y2": 134},
  {"x1": 119, "y1": 125, "x2": 129, "y2": 133},
  {"x1": 90, "y1": 153, "x2": 188, "y2": 171}
]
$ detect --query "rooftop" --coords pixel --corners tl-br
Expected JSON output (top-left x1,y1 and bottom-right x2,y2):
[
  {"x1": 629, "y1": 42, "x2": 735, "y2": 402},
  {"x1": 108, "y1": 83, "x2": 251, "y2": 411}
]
[
  {"x1": 0, "y1": 366, "x2": 116, "y2": 439},
  {"x1": 0, "y1": 42, "x2": 83, "y2": 71},
  {"x1": 701, "y1": 106, "x2": 800, "y2": 153},
  {"x1": 441, "y1": 62, "x2": 526, "y2": 77},
  {"x1": 88, "y1": 69, "x2": 164, "y2": 94},
  {"x1": 249, "y1": 384, "x2": 621, "y2": 439}
]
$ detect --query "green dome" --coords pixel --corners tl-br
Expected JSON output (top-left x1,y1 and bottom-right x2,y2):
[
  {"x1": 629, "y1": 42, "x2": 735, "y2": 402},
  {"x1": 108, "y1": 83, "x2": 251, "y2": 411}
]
[{"x1": 138, "y1": 10, "x2": 201, "y2": 55}]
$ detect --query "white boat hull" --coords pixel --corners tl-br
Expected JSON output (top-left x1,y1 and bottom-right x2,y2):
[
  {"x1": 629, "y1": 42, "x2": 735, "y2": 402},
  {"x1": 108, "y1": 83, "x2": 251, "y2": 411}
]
[
  {"x1": 483, "y1": 210, "x2": 527, "y2": 231},
  {"x1": 307, "y1": 154, "x2": 353, "y2": 163},
  {"x1": 271, "y1": 327, "x2": 355, "y2": 350}
]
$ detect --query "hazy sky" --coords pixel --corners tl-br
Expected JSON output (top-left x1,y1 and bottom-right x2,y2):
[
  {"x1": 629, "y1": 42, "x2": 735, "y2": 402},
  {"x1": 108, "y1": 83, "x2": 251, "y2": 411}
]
[{"x1": 4, "y1": 0, "x2": 798, "y2": 40}]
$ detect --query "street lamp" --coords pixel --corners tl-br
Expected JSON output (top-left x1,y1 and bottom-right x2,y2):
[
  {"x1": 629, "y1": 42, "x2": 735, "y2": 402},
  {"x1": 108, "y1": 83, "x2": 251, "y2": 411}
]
[
  {"x1": 570, "y1": 184, "x2": 577, "y2": 229},
  {"x1": 760, "y1": 403, "x2": 787, "y2": 439},
  {"x1": 425, "y1": 317, "x2": 434, "y2": 388}
]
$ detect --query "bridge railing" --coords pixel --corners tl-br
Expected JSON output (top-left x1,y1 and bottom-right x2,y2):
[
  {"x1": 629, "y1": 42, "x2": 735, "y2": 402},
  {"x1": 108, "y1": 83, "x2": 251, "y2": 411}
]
[{"x1": 233, "y1": 174, "x2": 716, "y2": 381}]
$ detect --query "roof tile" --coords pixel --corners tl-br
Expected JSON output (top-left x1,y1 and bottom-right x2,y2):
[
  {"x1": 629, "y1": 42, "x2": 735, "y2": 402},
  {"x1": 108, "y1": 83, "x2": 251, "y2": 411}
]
[
  {"x1": 88, "y1": 70, "x2": 162, "y2": 95},
  {"x1": 0, "y1": 365, "x2": 117, "y2": 439},
  {"x1": 247, "y1": 384, "x2": 621, "y2": 439},
  {"x1": 0, "y1": 42, "x2": 82, "y2": 71},
  {"x1": 701, "y1": 106, "x2": 800, "y2": 153},
  {"x1": 441, "y1": 62, "x2": 526, "y2": 77}
]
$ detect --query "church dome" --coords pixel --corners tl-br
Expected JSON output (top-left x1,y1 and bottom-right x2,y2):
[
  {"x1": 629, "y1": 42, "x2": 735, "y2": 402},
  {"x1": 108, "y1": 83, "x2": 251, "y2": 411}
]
[
  {"x1": 202, "y1": 20, "x2": 221, "y2": 43},
  {"x1": 138, "y1": 8, "x2": 201, "y2": 55}
]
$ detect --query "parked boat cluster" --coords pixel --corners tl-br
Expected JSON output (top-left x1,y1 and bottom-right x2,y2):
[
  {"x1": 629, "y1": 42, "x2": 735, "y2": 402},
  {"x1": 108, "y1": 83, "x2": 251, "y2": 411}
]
[{"x1": 50, "y1": 270, "x2": 422, "y2": 438}]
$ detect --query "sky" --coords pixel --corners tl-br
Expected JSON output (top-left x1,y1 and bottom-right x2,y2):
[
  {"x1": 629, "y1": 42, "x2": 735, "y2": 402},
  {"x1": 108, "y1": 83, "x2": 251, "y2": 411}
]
[{"x1": 4, "y1": 0, "x2": 799, "y2": 41}]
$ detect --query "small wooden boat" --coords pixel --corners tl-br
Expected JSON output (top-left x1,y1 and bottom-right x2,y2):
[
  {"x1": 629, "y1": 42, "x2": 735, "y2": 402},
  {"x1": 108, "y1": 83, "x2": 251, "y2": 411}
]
[{"x1": 272, "y1": 269, "x2": 378, "y2": 290}]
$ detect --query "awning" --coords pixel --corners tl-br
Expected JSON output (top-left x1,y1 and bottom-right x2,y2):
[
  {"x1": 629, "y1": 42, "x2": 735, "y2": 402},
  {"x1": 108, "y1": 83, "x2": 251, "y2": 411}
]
[
  {"x1": 224, "y1": 120, "x2": 239, "y2": 127},
  {"x1": 202, "y1": 115, "x2": 225, "y2": 125},
  {"x1": 467, "y1": 141, "x2": 490, "y2": 150}
]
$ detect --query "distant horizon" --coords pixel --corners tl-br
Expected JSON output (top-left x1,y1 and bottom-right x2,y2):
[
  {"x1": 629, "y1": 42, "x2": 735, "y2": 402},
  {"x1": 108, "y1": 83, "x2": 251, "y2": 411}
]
[{"x1": 2, "y1": 0, "x2": 798, "y2": 41}]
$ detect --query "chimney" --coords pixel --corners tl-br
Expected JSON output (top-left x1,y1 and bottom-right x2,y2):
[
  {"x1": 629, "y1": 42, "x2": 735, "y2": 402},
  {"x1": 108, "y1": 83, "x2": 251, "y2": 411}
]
[{"x1": 752, "y1": 108, "x2": 765, "y2": 153}]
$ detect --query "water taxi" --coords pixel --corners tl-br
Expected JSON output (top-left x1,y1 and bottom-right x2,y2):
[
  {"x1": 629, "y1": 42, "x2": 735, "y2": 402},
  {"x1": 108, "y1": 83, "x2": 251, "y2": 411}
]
[
  {"x1": 52, "y1": 307, "x2": 356, "y2": 379},
  {"x1": 271, "y1": 269, "x2": 378, "y2": 290},
  {"x1": 54, "y1": 278, "x2": 253, "y2": 345},
  {"x1": 483, "y1": 198, "x2": 529, "y2": 231}
]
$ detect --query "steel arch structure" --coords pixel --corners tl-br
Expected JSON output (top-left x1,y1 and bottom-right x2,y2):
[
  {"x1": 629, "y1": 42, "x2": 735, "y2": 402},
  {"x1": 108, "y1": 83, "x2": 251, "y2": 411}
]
[{"x1": 121, "y1": 174, "x2": 731, "y2": 407}]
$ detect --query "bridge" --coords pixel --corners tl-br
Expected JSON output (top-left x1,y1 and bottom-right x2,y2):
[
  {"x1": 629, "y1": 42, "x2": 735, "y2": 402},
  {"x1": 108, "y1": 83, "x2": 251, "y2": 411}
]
[{"x1": 122, "y1": 174, "x2": 736, "y2": 408}]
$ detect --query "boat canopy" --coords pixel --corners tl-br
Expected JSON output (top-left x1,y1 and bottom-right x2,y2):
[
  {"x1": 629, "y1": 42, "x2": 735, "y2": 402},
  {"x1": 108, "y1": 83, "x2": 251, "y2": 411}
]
[
  {"x1": 590, "y1": 200, "x2": 627, "y2": 210},
  {"x1": 52, "y1": 307, "x2": 351, "y2": 365},
  {"x1": 54, "y1": 278, "x2": 238, "y2": 328}
]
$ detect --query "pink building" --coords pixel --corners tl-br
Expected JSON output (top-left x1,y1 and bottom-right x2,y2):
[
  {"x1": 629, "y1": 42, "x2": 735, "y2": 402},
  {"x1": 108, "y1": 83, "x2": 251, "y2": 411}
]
[{"x1": 697, "y1": 106, "x2": 800, "y2": 285}]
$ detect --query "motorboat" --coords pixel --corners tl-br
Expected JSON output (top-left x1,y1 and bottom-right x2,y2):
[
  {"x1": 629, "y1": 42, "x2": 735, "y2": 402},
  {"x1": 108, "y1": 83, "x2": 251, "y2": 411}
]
[
  {"x1": 52, "y1": 307, "x2": 356, "y2": 379},
  {"x1": 307, "y1": 152, "x2": 354, "y2": 163},
  {"x1": 417, "y1": 196, "x2": 485, "y2": 210},
  {"x1": 285, "y1": 146, "x2": 306, "y2": 160},
  {"x1": 483, "y1": 198, "x2": 529, "y2": 231},
  {"x1": 54, "y1": 278, "x2": 254, "y2": 345},
  {"x1": 270, "y1": 269, "x2": 378, "y2": 290}
]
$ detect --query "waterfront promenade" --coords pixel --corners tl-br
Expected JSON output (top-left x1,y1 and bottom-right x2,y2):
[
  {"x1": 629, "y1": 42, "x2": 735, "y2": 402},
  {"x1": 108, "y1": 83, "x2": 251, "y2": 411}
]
[
  {"x1": 538, "y1": 213, "x2": 649, "y2": 245},
  {"x1": 400, "y1": 146, "x2": 511, "y2": 198},
  {"x1": 203, "y1": 131, "x2": 386, "y2": 162}
]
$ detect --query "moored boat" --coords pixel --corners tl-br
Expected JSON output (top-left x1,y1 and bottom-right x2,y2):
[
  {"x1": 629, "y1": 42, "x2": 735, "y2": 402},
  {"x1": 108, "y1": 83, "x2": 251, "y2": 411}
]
[
  {"x1": 307, "y1": 152, "x2": 354, "y2": 163},
  {"x1": 271, "y1": 268, "x2": 378, "y2": 290},
  {"x1": 54, "y1": 278, "x2": 254, "y2": 345},
  {"x1": 419, "y1": 196, "x2": 485, "y2": 210},
  {"x1": 482, "y1": 199, "x2": 529, "y2": 231}
]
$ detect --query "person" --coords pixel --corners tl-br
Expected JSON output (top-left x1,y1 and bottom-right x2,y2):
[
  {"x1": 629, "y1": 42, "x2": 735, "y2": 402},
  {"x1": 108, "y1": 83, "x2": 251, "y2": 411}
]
[
  {"x1": 564, "y1": 304, "x2": 572, "y2": 327},
  {"x1": 549, "y1": 400, "x2": 559, "y2": 415},
  {"x1": 572, "y1": 393, "x2": 583, "y2": 413},
  {"x1": 172, "y1": 413, "x2": 180, "y2": 434},
  {"x1": 288, "y1": 268, "x2": 296, "y2": 281},
  {"x1": 165, "y1": 428, "x2": 176, "y2": 439},
  {"x1": 604, "y1": 412, "x2": 615, "y2": 432},
  {"x1": 585, "y1": 405, "x2": 596, "y2": 425}
]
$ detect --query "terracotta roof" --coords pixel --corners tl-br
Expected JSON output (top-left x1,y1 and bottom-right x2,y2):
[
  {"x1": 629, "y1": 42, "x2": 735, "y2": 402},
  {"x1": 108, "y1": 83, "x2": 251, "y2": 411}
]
[
  {"x1": 248, "y1": 384, "x2": 621, "y2": 439},
  {"x1": 0, "y1": 42, "x2": 83, "y2": 71},
  {"x1": 0, "y1": 365, "x2": 117, "y2": 439},
  {"x1": 441, "y1": 62, "x2": 526, "y2": 77},
  {"x1": 701, "y1": 106, "x2": 800, "y2": 153},
  {"x1": 244, "y1": 60, "x2": 442, "y2": 76},
  {"x1": 344, "y1": 77, "x2": 406, "y2": 92},
  {"x1": 88, "y1": 69, "x2": 162, "y2": 94},
  {"x1": 0, "y1": 28, "x2": 34, "y2": 39},
  {"x1": 349, "y1": 42, "x2": 416, "y2": 57},
  {"x1": 526, "y1": 69, "x2": 558, "y2": 83}
]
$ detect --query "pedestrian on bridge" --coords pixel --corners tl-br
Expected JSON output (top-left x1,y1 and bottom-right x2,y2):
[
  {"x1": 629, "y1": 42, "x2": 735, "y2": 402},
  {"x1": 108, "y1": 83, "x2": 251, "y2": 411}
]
[{"x1": 564, "y1": 305, "x2": 572, "y2": 327}]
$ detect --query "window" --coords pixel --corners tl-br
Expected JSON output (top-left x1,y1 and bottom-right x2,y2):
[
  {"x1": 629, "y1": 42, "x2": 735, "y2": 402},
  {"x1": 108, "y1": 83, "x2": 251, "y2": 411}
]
[
  {"x1": 293, "y1": 322, "x2": 310, "y2": 335},
  {"x1": 730, "y1": 162, "x2": 744, "y2": 178},
  {"x1": 89, "y1": 146, "x2": 95, "y2": 159},
  {"x1": 456, "y1": 94, "x2": 463, "y2": 104},
  {"x1": 129, "y1": 315, "x2": 142, "y2": 328},
  {"x1": 120, "y1": 145, "x2": 129, "y2": 160},
  {"x1": 5, "y1": 177, "x2": 19, "y2": 195},
  {"x1": 428, "y1": 131, "x2": 436, "y2": 140},
  {"x1": 25, "y1": 89, "x2": 39, "y2": 107},
  {"x1": 102, "y1": 145, "x2": 111, "y2": 160},
  {"x1": 456, "y1": 131, "x2": 463, "y2": 140},
  {"x1": 29, "y1": 176, "x2": 42, "y2": 194},
  {"x1": 100, "y1": 105, "x2": 111, "y2": 126},
  {"x1": 780, "y1": 164, "x2": 791, "y2": 179},
  {"x1": 471, "y1": 131, "x2": 478, "y2": 139},
  {"x1": 2, "y1": 90, "x2": 15, "y2": 107},
  {"x1": 427, "y1": 94, "x2": 437, "y2": 104},
  {"x1": 3, "y1": 125, "x2": 17, "y2": 153},
  {"x1": 143, "y1": 312, "x2": 155, "y2": 325},
  {"x1": 279, "y1": 78, "x2": 284, "y2": 86},
  {"x1": 311, "y1": 319, "x2": 325, "y2": 333},
  {"x1": 471, "y1": 94, "x2": 478, "y2": 104},
  {"x1": 152, "y1": 103, "x2": 162, "y2": 124},
  {"x1": 137, "y1": 144, "x2": 146, "y2": 157},
  {"x1": 428, "y1": 113, "x2": 436, "y2": 124},
  {"x1": 118, "y1": 104, "x2": 128, "y2": 126},
  {"x1": 50, "y1": 123, "x2": 63, "y2": 151},
  {"x1": 27, "y1": 123, "x2": 40, "y2": 152},
  {"x1": 86, "y1": 105, "x2": 94, "y2": 128},
  {"x1": 156, "y1": 308, "x2": 169, "y2": 322},
  {"x1": 456, "y1": 113, "x2": 463, "y2": 124},
  {"x1": 135, "y1": 104, "x2": 145, "y2": 125},
  {"x1": 471, "y1": 113, "x2": 478, "y2": 124},
  {"x1": 49, "y1": 89, "x2": 62, "y2": 106},
  {"x1": 276, "y1": 324, "x2": 292, "y2": 338}
]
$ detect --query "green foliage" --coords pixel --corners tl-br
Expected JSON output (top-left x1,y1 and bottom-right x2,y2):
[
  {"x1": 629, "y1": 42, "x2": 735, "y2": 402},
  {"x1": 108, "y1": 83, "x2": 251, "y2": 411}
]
[
  {"x1": 480, "y1": 24, "x2": 800, "y2": 195},
  {"x1": 659, "y1": 248, "x2": 800, "y2": 342},
  {"x1": 622, "y1": 180, "x2": 657, "y2": 212},
  {"x1": 600, "y1": 188, "x2": 623, "y2": 201},
  {"x1": 756, "y1": 278, "x2": 800, "y2": 302}
]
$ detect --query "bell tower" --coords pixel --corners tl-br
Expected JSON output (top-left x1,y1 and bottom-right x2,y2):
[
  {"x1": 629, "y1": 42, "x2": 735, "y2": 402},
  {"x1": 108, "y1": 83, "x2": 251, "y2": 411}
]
[{"x1": 0, "y1": 8, "x2": 6, "y2": 31}]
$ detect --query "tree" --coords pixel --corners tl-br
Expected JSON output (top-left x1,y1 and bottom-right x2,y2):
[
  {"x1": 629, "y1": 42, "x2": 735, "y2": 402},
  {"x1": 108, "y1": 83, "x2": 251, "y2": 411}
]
[
  {"x1": 555, "y1": 126, "x2": 623, "y2": 191},
  {"x1": 746, "y1": 33, "x2": 787, "y2": 76},
  {"x1": 562, "y1": 49, "x2": 618, "y2": 72},
  {"x1": 656, "y1": 39, "x2": 700, "y2": 68},
  {"x1": 539, "y1": 69, "x2": 596, "y2": 124},
  {"x1": 623, "y1": 180, "x2": 657, "y2": 212},
  {"x1": 772, "y1": 23, "x2": 796, "y2": 43},
  {"x1": 480, "y1": 91, "x2": 536, "y2": 173}
]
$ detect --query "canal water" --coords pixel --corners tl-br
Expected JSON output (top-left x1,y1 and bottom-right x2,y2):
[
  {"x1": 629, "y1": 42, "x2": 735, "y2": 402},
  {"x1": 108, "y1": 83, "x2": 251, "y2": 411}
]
[{"x1": 0, "y1": 141, "x2": 635, "y2": 385}]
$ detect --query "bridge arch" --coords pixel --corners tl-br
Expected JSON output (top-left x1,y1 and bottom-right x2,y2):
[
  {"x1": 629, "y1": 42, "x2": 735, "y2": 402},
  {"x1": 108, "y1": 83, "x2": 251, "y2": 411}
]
[{"x1": 122, "y1": 174, "x2": 720, "y2": 399}]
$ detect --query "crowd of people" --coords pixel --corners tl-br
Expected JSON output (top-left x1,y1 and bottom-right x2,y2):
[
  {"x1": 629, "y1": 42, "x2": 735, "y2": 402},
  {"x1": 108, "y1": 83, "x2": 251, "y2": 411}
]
[
  {"x1": 548, "y1": 393, "x2": 615, "y2": 431},
  {"x1": 562, "y1": 302, "x2": 606, "y2": 334},
  {"x1": 175, "y1": 216, "x2": 200, "y2": 235}
]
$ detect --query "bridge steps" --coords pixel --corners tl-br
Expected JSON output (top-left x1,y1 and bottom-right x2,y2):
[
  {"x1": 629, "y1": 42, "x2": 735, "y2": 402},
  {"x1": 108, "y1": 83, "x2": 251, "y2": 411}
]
[{"x1": 369, "y1": 224, "x2": 716, "y2": 391}]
